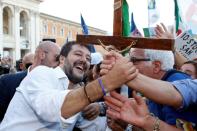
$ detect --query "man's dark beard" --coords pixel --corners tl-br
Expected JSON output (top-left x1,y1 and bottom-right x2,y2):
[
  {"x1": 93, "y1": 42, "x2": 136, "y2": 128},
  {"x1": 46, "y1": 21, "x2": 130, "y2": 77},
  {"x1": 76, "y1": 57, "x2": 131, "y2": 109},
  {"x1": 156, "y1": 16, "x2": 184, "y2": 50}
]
[
  {"x1": 66, "y1": 71, "x2": 83, "y2": 84},
  {"x1": 65, "y1": 61, "x2": 88, "y2": 84}
]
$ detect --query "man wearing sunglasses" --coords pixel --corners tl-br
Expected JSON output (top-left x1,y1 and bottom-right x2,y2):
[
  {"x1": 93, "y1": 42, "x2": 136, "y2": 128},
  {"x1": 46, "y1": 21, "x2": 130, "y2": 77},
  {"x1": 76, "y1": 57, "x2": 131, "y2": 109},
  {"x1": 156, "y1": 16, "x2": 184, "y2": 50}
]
[{"x1": 129, "y1": 48, "x2": 194, "y2": 126}]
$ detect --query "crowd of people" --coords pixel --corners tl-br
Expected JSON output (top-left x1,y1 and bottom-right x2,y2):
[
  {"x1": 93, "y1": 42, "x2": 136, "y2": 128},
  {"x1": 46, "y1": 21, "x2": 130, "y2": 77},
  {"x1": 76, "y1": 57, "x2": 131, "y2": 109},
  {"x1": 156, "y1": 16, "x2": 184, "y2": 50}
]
[{"x1": 0, "y1": 23, "x2": 196, "y2": 131}]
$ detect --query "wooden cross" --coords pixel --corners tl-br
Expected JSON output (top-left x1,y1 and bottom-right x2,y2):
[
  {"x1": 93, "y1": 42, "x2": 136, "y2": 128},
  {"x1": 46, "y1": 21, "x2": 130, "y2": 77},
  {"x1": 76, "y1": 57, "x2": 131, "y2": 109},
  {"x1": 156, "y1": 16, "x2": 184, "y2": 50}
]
[{"x1": 76, "y1": 0, "x2": 175, "y2": 51}]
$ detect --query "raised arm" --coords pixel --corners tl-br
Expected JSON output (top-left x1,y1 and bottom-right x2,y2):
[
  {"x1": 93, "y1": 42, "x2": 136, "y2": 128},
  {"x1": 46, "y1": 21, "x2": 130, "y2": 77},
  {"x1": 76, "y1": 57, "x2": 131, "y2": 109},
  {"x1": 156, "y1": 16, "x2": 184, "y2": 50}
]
[
  {"x1": 61, "y1": 56, "x2": 138, "y2": 118},
  {"x1": 154, "y1": 23, "x2": 187, "y2": 68},
  {"x1": 126, "y1": 74, "x2": 183, "y2": 108},
  {"x1": 100, "y1": 52, "x2": 183, "y2": 108}
]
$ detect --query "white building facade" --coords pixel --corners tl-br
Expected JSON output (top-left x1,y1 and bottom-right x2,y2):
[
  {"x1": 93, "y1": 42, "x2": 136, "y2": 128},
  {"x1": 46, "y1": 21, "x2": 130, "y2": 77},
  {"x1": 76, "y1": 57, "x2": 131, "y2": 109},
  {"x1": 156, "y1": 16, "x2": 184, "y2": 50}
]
[
  {"x1": 0, "y1": 0, "x2": 107, "y2": 63},
  {"x1": 0, "y1": 0, "x2": 42, "y2": 62}
]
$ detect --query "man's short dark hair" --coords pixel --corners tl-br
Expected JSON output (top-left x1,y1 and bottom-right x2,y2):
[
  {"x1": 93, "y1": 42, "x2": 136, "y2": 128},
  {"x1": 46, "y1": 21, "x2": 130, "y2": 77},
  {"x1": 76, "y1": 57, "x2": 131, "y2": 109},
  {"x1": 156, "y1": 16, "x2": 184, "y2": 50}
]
[{"x1": 60, "y1": 41, "x2": 91, "y2": 57}]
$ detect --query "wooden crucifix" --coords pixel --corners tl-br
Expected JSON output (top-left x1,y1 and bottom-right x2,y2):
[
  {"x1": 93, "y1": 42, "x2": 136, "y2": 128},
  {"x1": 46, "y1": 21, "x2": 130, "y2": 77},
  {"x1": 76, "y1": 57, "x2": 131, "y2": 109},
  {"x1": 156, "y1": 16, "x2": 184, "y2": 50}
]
[{"x1": 76, "y1": 0, "x2": 175, "y2": 51}]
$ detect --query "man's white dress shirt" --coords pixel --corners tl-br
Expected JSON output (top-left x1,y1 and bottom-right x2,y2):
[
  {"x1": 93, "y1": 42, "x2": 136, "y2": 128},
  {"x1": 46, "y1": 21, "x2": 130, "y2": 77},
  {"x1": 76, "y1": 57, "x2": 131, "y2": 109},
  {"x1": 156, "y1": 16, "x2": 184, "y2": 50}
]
[{"x1": 0, "y1": 66, "x2": 106, "y2": 131}]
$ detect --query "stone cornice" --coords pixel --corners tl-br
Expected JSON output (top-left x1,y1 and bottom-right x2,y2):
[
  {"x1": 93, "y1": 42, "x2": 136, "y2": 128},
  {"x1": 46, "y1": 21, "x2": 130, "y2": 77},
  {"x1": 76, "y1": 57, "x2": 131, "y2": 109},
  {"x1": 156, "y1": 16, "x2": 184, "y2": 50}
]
[
  {"x1": 2, "y1": 0, "x2": 41, "y2": 12},
  {"x1": 40, "y1": 13, "x2": 107, "y2": 34}
]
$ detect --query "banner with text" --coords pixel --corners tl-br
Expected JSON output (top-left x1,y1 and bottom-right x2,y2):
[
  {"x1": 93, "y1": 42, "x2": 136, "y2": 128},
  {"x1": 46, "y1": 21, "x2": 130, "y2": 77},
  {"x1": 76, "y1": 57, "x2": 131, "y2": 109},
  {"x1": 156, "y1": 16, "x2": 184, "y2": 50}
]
[{"x1": 175, "y1": 31, "x2": 197, "y2": 60}]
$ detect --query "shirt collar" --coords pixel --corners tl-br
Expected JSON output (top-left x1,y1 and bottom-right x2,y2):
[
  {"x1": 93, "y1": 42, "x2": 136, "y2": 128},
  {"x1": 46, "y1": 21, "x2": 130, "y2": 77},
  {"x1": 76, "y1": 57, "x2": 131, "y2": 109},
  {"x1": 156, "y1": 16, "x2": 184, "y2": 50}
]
[
  {"x1": 27, "y1": 66, "x2": 32, "y2": 74},
  {"x1": 54, "y1": 66, "x2": 68, "y2": 79}
]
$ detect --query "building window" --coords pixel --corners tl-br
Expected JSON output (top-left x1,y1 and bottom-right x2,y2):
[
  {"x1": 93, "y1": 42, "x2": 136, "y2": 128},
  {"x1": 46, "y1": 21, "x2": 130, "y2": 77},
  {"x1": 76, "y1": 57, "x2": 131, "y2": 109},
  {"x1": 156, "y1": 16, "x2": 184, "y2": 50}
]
[
  {"x1": 20, "y1": 11, "x2": 28, "y2": 37},
  {"x1": 60, "y1": 28, "x2": 64, "y2": 36},
  {"x1": 43, "y1": 23, "x2": 48, "y2": 34},
  {"x1": 3, "y1": 6, "x2": 12, "y2": 35},
  {"x1": 68, "y1": 31, "x2": 72, "y2": 40},
  {"x1": 52, "y1": 26, "x2": 56, "y2": 35}
]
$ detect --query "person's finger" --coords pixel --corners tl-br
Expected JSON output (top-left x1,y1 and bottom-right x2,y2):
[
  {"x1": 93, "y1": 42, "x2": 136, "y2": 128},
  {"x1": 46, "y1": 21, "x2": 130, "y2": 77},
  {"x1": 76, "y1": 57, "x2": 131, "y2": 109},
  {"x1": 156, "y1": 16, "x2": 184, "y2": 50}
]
[
  {"x1": 127, "y1": 99, "x2": 138, "y2": 112},
  {"x1": 132, "y1": 91, "x2": 145, "y2": 105},
  {"x1": 84, "y1": 112, "x2": 98, "y2": 120},
  {"x1": 106, "y1": 109, "x2": 120, "y2": 120},
  {"x1": 104, "y1": 95, "x2": 124, "y2": 108},
  {"x1": 112, "y1": 51, "x2": 123, "y2": 60},
  {"x1": 100, "y1": 63, "x2": 113, "y2": 70},
  {"x1": 155, "y1": 28, "x2": 163, "y2": 37},
  {"x1": 100, "y1": 69, "x2": 109, "y2": 76},
  {"x1": 82, "y1": 105, "x2": 99, "y2": 120},
  {"x1": 110, "y1": 91, "x2": 128, "y2": 102},
  {"x1": 127, "y1": 69, "x2": 139, "y2": 81},
  {"x1": 105, "y1": 51, "x2": 124, "y2": 61},
  {"x1": 127, "y1": 64, "x2": 136, "y2": 74},
  {"x1": 155, "y1": 29, "x2": 162, "y2": 36},
  {"x1": 103, "y1": 52, "x2": 116, "y2": 60},
  {"x1": 104, "y1": 100, "x2": 121, "y2": 112},
  {"x1": 82, "y1": 106, "x2": 95, "y2": 116},
  {"x1": 102, "y1": 59, "x2": 115, "y2": 65},
  {"x1": 161, "y1": 23, "x2": 167, "y2": 32},
  {"x1": 82, "y1": 104, "x2": 91, "y2": 112},
  {"x1": 83, "y1": 111, "x2": 98, "y2": 120},
  {"x1": 86, "y1": 115, "x2": 98, "y2": 121},
  {"x1": 156, "y1": 24, "x2": 164, "y2": 33},
  {"x1": 155, "y1": 34, "x2": 161, "y2": 39}
]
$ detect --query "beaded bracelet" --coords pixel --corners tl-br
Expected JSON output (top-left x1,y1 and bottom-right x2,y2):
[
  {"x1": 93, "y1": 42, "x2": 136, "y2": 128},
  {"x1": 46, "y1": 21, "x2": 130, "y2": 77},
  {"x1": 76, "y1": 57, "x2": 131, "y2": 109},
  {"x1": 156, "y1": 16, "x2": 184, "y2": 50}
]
[
  {"x1": 153, "y1": 117, "x2": 160, "y2": 131},
  {"x1": 149, "y1": 113, "x2": 160, "y2": 131},
  {"x1": 98, "y1": 78, "x2": 106, "y2": 96}
]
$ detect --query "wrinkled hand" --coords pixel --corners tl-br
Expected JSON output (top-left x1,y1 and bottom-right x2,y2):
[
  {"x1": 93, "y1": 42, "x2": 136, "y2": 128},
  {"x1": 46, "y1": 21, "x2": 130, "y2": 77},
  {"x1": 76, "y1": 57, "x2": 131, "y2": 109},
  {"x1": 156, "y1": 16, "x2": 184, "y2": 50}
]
[
  {"x1": 155, "y1": 23, "x2": 174, "y2": 39},
  {"x1": 103, "y1": 55, "x2": 138, "y2": 90},
  {"x1": 100, "y1": 51, "x2": 123, "y2": 76},
  {"x1": 104, "y1": 91, "x2": 149, "y2": 128},
  {"x1": 82, "y1": 103, "x2": 100, "y2": 120}
]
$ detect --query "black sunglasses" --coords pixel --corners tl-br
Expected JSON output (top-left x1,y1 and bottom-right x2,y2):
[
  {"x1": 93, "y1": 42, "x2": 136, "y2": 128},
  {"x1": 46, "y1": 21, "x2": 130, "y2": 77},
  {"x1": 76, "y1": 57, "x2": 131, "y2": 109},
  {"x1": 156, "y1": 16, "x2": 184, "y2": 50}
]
[
  {"x1": 56, "y1": 55, "x2": 60, "y2": 62},
  {"x1": 130, "y1": 57, "x2": 151, "y2": 63}
]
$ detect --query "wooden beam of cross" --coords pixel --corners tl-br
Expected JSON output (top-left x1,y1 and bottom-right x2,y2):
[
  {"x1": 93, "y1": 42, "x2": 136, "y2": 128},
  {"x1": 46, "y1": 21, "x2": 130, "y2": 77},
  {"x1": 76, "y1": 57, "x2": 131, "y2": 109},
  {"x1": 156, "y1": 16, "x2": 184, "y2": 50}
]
[
  {"x1": 76, "y1": 35, "x2": 174, "y2": 51},
  {"x1": 76, "y1": 0, "x2": 175, "y2": 51}
]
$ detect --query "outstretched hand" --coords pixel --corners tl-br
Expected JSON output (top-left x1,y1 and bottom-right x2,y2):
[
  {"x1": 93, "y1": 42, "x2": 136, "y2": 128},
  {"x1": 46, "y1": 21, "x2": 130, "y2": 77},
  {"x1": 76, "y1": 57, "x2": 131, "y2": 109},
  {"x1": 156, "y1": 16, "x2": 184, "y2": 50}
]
[
  {"x1": 155, "y1": 23, "x2": 174, "y2": 39},
  {"x1": 104, "y1": 91, "x2": 149, "y2": 128}
]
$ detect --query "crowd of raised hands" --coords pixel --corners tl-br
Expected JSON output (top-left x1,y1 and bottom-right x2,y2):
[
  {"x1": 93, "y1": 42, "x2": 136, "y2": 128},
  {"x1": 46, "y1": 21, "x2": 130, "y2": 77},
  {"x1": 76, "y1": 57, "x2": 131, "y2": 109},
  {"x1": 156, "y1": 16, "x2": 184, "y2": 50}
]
[{"x1": 96, "y1": 23, "x2": 196, "y2": 131}]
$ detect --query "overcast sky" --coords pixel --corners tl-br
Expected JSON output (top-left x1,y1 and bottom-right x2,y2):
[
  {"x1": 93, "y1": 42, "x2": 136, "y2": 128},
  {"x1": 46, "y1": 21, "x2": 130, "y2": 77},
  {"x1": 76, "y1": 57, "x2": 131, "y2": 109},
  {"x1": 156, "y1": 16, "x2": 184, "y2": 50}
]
[{"x1": 39, "y1": 0, "x2": 175, "y2": 34}]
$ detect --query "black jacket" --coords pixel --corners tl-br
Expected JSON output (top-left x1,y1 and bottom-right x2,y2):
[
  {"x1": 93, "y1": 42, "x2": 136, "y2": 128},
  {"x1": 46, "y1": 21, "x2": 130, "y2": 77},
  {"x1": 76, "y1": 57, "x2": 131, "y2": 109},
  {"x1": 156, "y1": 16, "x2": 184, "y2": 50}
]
[{"x1": 0, "y1": 71, "x2": 27, "y2": 121}]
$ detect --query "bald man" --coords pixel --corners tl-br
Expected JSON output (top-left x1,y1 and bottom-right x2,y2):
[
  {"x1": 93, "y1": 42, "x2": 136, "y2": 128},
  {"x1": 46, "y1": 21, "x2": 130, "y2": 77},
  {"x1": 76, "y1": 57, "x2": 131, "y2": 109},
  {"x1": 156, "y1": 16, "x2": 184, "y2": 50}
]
[
  {"x1": 19, "y1": 53, "x2": 34, "y2": 71},
  {"x1": 0, "y1": 41, "x2": 60, "y2": 121},
  {"x1": 30, "y1": 40, "x2": 60, "y2": 70}
]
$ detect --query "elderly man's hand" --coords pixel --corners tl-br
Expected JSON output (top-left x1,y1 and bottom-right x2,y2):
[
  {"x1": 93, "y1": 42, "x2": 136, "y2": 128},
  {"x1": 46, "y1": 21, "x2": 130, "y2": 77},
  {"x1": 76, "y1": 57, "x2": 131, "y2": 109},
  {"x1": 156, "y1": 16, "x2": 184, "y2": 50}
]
[{"x1": 82, "y1": 103, "x2": 100, "y2": 120}]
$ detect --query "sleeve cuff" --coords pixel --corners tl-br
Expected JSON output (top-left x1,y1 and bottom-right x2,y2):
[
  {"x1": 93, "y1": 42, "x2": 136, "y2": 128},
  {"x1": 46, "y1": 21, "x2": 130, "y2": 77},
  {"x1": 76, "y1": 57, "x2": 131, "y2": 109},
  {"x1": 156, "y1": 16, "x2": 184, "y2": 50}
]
[
  {"x1": 172, "y1": 80, "x2": 190, "y2": 109},
  {"x1": 60, "y1": 112, "x2": 80, "y2": 128}
]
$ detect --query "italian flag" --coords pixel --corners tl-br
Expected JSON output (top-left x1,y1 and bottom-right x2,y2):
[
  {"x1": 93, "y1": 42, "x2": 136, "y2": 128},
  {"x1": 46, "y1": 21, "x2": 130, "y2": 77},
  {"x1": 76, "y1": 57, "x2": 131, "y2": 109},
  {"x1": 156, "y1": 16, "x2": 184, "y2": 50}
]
[
  {"x1": 174, "y1": 0, "x2": 184, "y2": 36},
  {"x1": 121, "y1": 0, "x2": 131, "y2": 55},
  {"x1": 143, "y1": 27, "x2": 156, "y2": 37},
  {"x1": 122, "y1": 0, "x2": 130, "y2": 37}
]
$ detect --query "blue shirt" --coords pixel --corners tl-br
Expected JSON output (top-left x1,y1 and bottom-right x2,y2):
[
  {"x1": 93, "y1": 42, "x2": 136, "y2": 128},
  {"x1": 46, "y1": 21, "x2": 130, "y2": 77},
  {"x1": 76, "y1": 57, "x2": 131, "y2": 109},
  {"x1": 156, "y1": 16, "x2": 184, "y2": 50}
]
[
  {"x1": 148, "y1": 70, "x2": 197, "y2": 125},
  {"x1": 172, "y1": 79, "x2": 197, "y2": 109}
]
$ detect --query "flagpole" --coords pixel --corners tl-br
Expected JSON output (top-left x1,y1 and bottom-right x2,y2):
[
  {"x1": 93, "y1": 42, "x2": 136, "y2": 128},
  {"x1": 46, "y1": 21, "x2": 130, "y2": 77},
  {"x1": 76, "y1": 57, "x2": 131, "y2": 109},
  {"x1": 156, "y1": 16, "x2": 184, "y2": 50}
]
[{"x1": 148, "y1": 0, "x2": 151, "y2": 28}]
